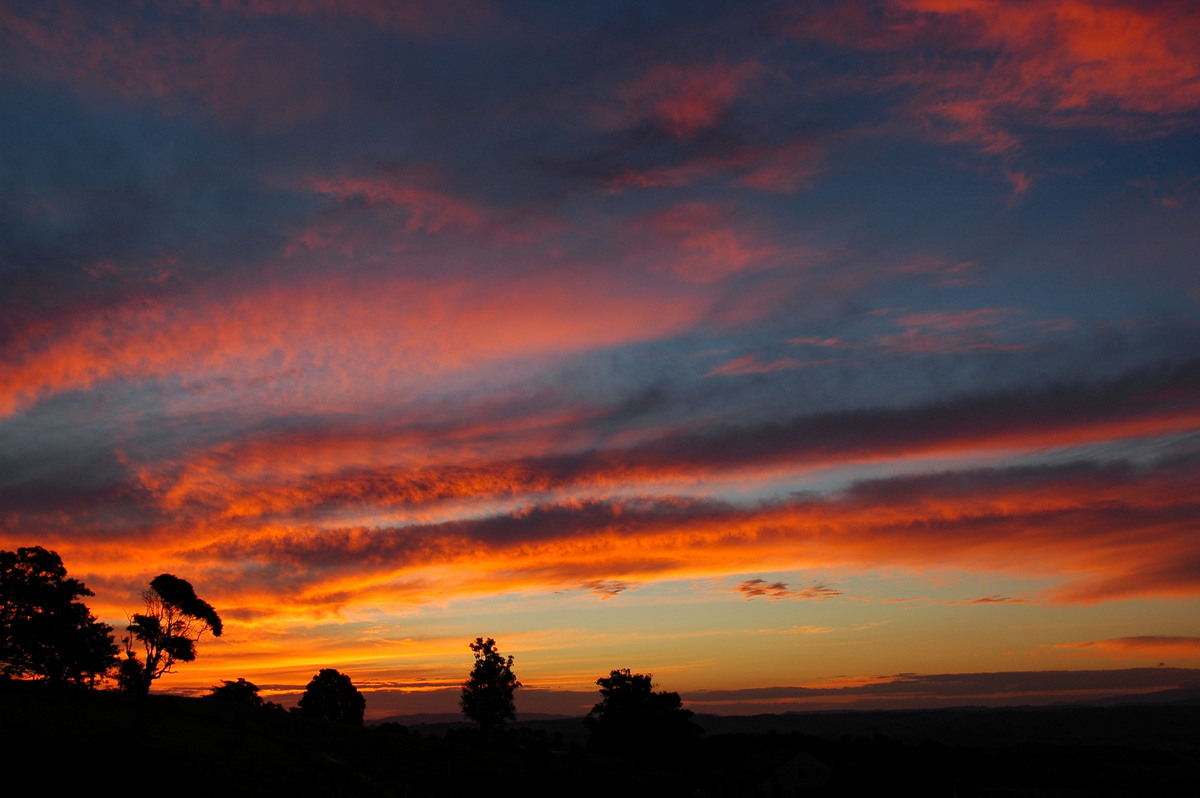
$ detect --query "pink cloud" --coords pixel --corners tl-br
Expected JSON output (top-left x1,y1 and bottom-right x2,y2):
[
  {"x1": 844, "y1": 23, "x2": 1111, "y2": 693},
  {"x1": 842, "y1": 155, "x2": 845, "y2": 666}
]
[
  {"x1": 603, "y1": 139, "x2": 823, "y2": 195},
  {"x1": 611, "y1": 60, "x2": 764, "y2": 137},
  {"x1": 733, "y1": 140, "x2": 825, "y2": 193},
  {"x1": 876, "y1": 307, "x2": 1030, "y2": 353},
  {"x1": 892, "y1": 308, "x2": 1020, "y2": 331},
  {"x1": 309, "y1": 175, "x2": 484, "y2": 235},
  {"x1": 706, "y1": 354, "x2": 836, "y2": 377},
  {"x1": 0, "y1": 265, "x2": 708, "y2": 420},
  {"x1": 629, "y1": 202, "x2": 791, "y2": 283},
  {"x1": 788, "y1": 336, "x2": 855, "y2": 348},
  {"x1": 894, "y1": 256, "x2": 981, "y2": 286}
]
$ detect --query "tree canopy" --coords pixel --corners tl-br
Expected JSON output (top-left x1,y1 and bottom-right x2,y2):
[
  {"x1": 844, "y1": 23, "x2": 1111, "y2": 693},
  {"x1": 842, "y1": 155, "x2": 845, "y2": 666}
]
[
  {"x1": 584, "y1": 668, "x2": 701, "y2": 754},
  {"x1": 460, "y1": 637, "x2": 521, "y2": 737},
  {"x1": 206, "y1": 677, "x2": 264, "y2": 707},
  {"x1": 121, "y1": 573, "x2": 221, "y2": 695},
  {"x1": 0, "y1": 546, "x2": 117, "y2": 686},
  {"x1": 298, "y1": 668, "x2": 365, "y2": 725}
]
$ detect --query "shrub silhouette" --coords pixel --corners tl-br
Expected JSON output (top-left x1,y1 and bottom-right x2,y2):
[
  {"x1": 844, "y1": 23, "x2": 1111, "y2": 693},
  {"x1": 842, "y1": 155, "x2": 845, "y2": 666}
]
[
  {"x1": 584, "y1": 668, "x2": 701, "y2": 755},
  {"x1": 206, "y1": 677, "x2": 264, "y2": 707},
  {"x1": 298, "y1": 668, "x2": 365, "y2": 725}
]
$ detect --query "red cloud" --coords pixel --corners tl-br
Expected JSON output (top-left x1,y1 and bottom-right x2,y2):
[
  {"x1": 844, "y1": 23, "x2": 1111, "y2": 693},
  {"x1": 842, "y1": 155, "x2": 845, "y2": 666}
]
[
  {"x1": 43, "y1": 361, "x2": 1190, "y2": 537},
  {"x1": 905, "y1": 0, "x2": 1200, "y2": 115},
  {"x1": 611, "y1": 60, "x2": 764, "y2": 137},
  {"x1": 791, "y1": 0, "x2": 1200, "y2": 151}
]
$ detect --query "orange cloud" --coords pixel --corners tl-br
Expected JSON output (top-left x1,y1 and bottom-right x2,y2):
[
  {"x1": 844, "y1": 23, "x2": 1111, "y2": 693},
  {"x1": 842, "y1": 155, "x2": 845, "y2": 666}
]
[
  {"x1": 1054, "y1": 636, "x2": 1200, "y2": 658},
  {"x1": 46, "y1": 452, "x2": 1197, "y2": 630}
]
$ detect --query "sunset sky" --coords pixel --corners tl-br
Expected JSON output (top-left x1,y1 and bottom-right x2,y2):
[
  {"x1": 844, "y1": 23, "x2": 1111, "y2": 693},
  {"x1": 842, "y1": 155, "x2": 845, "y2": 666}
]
[{"x1": 2, "y1": 0, "x2": 1198, "y2": 718}]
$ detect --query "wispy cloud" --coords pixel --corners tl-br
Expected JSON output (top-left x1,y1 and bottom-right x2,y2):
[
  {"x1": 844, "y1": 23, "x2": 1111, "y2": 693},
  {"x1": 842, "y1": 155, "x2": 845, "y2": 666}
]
[
  {"x1": 605, "y1": 59, "x2": 764, "y2": 138},
  {"x1": 581, "y1": 580, "x2": 635, "y2": 599},
  {"x1": 970, "y1": 595, "x2": 1032, "y2": 605},
  {"x1": 738, "y1": 579, "x2": 844, "y2": 601},
  {"x1": 1055, "y1": 636, "x2": 1200, "y2": 656}
]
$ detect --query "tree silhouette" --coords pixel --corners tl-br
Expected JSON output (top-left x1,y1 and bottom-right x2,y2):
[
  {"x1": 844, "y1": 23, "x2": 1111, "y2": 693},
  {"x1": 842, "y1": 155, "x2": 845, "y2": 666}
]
[
  {"x1": 460, "y1": 637, "x2": 521, "y2": 739},
  {"x1": 122, "y1": 573, "x2": 222, "y2": 696},
  {"x1": 0, "y1": 546, "x2": 117, "y2": 686},
  {"x1": 584, "y1": 668, "x2": 701, "y2": 755},
  {"x1": 298, "y1": 668, "x2": 365, "y2": 725},
  {"x1": 206, "y1": 677, "x2": 264, "y2": 707}
]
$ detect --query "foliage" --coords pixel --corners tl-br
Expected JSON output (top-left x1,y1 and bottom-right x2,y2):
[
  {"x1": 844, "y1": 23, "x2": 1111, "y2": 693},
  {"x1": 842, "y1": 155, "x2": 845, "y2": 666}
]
[
  {"x1": 298, "y1": 668, "x2": 365, "y2": 725},
  {"x1": 123, "y1": 573, "x2": 222, "y2": 695},
  {"x1": 0, "y1": 546, "x2": 118, "y2": 686},
  {"x1": 460, "y1": 637, "x2": 521, "y2": 737},
  {"x1": 206, "y1": 677, "x2": 264, "y2": 707},
  {"x1": 584, "y1": 668, "x2": 701, "y2": 754}
]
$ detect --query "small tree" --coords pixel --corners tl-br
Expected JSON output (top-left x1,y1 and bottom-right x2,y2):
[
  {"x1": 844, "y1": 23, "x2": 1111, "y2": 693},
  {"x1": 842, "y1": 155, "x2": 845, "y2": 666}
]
[
  {"x1": 0, "y1": 546, "x2": 118, "y2": 686},
  {"x1": 298, "y1": 668, "x2": 365, "y2": 725},
  {"x1": 460, "y1": 637, "x2": 521, "y2": 739},
  {"x1": 584, "y1": 668, "x2": 700, "y2": 755},
  {"x1": 206, "y1": 677, "x2": 263, "y2": 707},
  {"x1": 123, "y1": 573, "x2": 222, "y2": 696}
]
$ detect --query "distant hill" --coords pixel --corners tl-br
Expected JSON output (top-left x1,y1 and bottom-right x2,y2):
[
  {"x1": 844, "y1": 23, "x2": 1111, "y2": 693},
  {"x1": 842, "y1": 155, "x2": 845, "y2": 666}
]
[{"x1": 1069, "y1": 684, "x2": 1200, "y2": 707}]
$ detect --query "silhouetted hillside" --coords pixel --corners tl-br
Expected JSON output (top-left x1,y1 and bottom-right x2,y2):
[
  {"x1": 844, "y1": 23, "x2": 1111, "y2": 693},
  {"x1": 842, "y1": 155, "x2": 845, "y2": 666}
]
[{"x1": 4, "y1": 680, "x2": 1198, "y2": 797}]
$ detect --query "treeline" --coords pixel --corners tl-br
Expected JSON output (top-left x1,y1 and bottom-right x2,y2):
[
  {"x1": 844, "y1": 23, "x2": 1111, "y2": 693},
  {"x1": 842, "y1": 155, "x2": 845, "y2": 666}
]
[{"x1": 1, "y1": 545, "x2": 700, "y2": 751}]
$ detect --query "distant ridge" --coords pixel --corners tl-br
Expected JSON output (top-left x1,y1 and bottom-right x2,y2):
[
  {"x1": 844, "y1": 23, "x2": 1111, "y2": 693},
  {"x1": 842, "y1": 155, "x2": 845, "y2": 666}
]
[
  {"x1": 373, "y1": 711, "x2": 575, "y2": 726},
  {"x1": 1066, "y1": 684, "x2": 1200, "y2": 707}
]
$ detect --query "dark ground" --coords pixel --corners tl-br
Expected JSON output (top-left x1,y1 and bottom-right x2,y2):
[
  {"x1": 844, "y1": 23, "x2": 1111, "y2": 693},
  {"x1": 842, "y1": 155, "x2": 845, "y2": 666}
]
[{"x1": 2, "y1": 680, "x2": 1197, "y2": 797}]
